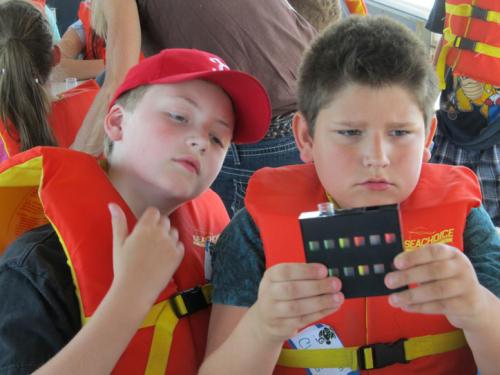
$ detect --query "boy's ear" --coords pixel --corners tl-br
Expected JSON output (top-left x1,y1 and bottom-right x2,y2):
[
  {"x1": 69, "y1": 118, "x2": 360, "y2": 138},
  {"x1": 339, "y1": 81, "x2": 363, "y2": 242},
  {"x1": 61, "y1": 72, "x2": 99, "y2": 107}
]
[
  {"x1": 423, "y1": 116, "x2": 437, "y2": 162},
  {"x1": 292, "y1": 112, "x2": 314, "y2": 163},
  {"x1": 104, "y1": 105, "x2": 125, "y2": 141}
]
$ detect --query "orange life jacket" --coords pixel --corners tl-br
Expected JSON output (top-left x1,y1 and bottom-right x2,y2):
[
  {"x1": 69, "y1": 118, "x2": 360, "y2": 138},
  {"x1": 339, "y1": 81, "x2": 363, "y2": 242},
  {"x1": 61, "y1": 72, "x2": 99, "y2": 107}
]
[
  {"x1": 344, "y1": 0, "x2": 368, "y2": 15},
  {"x1": 436, "y1": 0, "x2": 500, "y2": 89},
  {"x1": 0, "y1": 147, "x2": 229, "y2": 374},
  {"x1": 78, "y1": 1, "x2": 107, "y2": 60},
  {"x1": 245, "y1": 162, "x2": 481, "y2": 374},
  {"x1": 0, "y1": 80, "x2": 99, "y2": 158}
]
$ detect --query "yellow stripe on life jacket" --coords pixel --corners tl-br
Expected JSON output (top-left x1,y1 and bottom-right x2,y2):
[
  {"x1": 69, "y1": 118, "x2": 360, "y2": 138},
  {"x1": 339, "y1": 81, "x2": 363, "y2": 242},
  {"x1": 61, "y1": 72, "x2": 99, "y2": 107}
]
[
  {"x1": 278, "y1": 330, "x2": 467, "y2": 371},
  {"x1": 0, "y1": 156, "x2": 48, "y2": 254},
  {"x1": 446, "y1": 3, "x2": 500, "y2": 23}
]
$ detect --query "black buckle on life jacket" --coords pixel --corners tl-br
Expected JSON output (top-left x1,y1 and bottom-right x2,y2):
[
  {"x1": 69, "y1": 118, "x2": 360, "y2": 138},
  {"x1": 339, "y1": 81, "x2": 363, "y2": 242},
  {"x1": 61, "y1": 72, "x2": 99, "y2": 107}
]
[
  {"x1": 170, "y1": 286, "x2": 210, "y2": 319},
  {"x1": 471, "y1": 6, "x2": 489, "y2": 21},
  {"x1": 453, "y1": 36, "x2": 477, "y2": 52},
  {"x1": 357, "y1": 338, "x2": 408, "y2": 370}
]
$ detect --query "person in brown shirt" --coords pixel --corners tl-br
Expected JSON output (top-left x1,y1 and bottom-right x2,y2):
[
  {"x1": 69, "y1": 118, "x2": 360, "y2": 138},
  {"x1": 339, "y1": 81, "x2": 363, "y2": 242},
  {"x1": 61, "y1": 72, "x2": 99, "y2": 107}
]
[{"x1": 74, "y1": 0, "x2": 317, "y2": 216}]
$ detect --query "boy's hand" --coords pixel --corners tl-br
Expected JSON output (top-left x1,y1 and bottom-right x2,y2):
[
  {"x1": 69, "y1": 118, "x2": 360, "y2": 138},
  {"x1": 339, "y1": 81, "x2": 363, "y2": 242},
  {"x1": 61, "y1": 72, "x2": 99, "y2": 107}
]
[
  {"x1": 108, "y1": 203, "x2": 185, "y2": 304},
  {"x1": 385, "y1": 244, "x2": 490, "y2": 330},
  {"x1": 254, "y1": 263, "x2": 344, "y2": 344}
]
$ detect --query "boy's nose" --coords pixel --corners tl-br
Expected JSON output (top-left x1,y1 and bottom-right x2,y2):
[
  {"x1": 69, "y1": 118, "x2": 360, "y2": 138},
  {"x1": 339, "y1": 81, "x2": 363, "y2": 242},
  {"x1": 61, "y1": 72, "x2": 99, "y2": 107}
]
[
  {"x1": 187, "y1": 136, "x2": 207, "y2": 153},
  {"x1": 363, "y1": 136, "x2": 390, "y2": 168}
]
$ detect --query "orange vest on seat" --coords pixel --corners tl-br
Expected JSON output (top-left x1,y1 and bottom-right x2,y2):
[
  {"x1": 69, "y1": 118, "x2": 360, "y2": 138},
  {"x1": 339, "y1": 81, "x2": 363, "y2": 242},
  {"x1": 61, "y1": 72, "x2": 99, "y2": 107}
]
[
  {"x1": 245, "y1": 163, "x2": 481, "y2": 374},
  {"x1": 437, "y1": 0, "x2": 500, "y2": 87},
  {"x1": 0, "y1": 80, "x2": 99, "y2": 158},
  {"x1": 343, "y1": 0, "x2": 368, "y2": 15},
  {"x1": 0, "y1": 147, "x2": 229, "y2": 374}
]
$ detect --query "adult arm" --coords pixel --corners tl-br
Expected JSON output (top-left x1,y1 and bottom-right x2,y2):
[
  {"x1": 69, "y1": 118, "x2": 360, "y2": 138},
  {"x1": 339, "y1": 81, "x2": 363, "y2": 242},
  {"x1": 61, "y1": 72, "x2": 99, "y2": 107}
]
[
  {"x1": 72, "y1": 0, "x2": 141, "y2": 156},
  {"x1": 51, "y1": 27, "x2": 104, "y2": 81}
]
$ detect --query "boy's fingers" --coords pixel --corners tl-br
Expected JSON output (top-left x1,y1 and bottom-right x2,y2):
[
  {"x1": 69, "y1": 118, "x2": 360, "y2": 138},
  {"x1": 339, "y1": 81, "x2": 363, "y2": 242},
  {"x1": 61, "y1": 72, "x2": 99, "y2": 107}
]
[
  {"x1": 109, "y1": 203, "x2": 127, "y2": 249},
  {"x1": 271, "y1": 278, "x2": 341, "y2": 301},
  {"x1": 267, "y1": 263, "x2": 327, "y2": 282},
  {"x1": 394, "y1": 244, "x2": 457, "y2": 270},
  {"x1": 388, "y1": 278, "x2": 464, "y2": 308},
  {"x1": 398, "y1": 296, "x2": 472, "y2": 316},
  {"x1": 138, "y1": 206, "x2": 161, "y2": 226},
  {"x1": 280, "y1": 307, "x2": 339, "y2": 332},
  {"x1": 385, "y1": 259, "x2": 459, "y2": 289},
  {"x1": 272, "y1": 292, "x2": 343, "y2": 318},
  {"x1": 159, "y1": 215, "x2": 171, "y2": 233},
  {"x1": 169, "y1": 227, "x2": 179, "y2": 242}
]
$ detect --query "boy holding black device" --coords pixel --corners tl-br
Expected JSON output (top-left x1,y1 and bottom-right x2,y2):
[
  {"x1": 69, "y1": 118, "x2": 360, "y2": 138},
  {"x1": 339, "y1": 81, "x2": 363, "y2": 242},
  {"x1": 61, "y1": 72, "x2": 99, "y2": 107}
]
[{"x1": 200, "y1": 16, "x2": 500, "y2": 375}]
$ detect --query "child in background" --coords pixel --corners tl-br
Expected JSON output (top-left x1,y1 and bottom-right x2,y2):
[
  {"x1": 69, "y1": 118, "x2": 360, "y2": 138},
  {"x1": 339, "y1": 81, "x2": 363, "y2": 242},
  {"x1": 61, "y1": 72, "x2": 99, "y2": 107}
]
[
  {"x1": 425, "y1": 0, "x2": 500, "y2": 226},
  {"x1": 0, "y1": 48, "x2": 270, "y2": 374},
  {"x1": 200, "y1": 16, "x2": 500, "y2": 375},
  {"x1": 0, "y1": 0, "x2": 98, "y2": 161}
]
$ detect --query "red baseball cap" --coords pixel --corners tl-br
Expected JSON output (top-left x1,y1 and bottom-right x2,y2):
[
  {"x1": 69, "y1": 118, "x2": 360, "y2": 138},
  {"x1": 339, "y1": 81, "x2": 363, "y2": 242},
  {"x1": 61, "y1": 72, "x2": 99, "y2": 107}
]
[{"x1": 109, "y1": 48, "x2": 271, "y2": 144}]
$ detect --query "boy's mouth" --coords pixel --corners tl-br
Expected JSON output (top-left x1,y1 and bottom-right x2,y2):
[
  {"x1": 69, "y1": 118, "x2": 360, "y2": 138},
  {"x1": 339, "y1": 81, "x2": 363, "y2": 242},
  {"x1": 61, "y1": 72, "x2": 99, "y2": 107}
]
[
  {"x1": 173, "y1": 157, "x2": 200, "y2": 175},
  {"x1": 359, "y1": 179, "x2": 393, "y2": 191}
]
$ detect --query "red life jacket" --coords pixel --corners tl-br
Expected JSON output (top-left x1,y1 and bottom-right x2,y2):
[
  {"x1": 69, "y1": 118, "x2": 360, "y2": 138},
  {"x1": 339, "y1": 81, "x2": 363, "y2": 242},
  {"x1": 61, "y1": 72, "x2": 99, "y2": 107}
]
[
  {"x1": 0, "y1": 80, "x2": 99, "y2": 158},
  {"x1": 78, "y1": 1, "x2": 107, "y2": 60},
  {"x1": 436, "y1": 0, "x2": 500, "y2": 88},
  {"x1": 245, "y1": 162, "x2": 481, "y2": 374},
  {"x1": 0, "y1": 147, "x2": 229, "y2": 374}
]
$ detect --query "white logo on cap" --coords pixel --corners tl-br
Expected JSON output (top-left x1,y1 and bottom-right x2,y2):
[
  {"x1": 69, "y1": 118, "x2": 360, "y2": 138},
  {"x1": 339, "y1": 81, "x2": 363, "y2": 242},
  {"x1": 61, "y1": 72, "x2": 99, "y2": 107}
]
[{"x1": 209, "y1": 57, "x2": 229, "y2": 71}]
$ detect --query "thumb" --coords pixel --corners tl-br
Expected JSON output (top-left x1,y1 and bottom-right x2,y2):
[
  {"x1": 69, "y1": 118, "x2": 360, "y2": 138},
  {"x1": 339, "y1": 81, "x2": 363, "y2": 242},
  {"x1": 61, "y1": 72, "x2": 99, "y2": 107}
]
[{"x1": 108, "y1": 203, "x2": 128, "y2": 252}]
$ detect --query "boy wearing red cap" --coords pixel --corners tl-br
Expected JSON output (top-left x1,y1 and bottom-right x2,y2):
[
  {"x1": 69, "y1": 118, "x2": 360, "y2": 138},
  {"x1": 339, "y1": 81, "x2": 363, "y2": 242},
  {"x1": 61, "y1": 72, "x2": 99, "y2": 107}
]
[{"x1": 0, "y1": 48, "x2": 270, "y2": 374}]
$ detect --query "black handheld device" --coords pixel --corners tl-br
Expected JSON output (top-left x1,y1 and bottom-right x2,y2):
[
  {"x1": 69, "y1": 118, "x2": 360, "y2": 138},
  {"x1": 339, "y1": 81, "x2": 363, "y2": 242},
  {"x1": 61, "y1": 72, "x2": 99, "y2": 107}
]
[{"x1": 300, "y1": 203, "x2": 407, "y2": 298}]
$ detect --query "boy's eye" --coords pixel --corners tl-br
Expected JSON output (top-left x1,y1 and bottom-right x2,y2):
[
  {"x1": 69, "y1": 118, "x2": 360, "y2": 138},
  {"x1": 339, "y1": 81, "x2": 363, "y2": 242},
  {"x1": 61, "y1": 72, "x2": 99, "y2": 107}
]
[
  {"x1": 337, "y1": 129, "x2": 362, "y2": 136},
  {"x1": 389, "y1": 130, "x2": 411, "y2": 136},
  {"x1": 210, "y1": 134, "x2": 225, "y2": 148},
  {"x1": 167, "y1": 112, "x2": 188, "y2": 123}
]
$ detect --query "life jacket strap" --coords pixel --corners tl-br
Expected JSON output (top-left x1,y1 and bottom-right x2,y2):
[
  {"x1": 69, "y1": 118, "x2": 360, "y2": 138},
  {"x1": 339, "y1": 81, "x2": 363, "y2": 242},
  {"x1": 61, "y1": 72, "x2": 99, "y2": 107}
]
[
  {"x1": 139, "y1": 283, "x2": 212, "y2": 374},
  {"x1": 170, "y1": 284, "x2": 213, "y2": 318},
  {"x1": 446, "y1": 3, "x2": 500, "y2": 23},
  {"x1": 277, "y1": 329, "x2": 467, "y2": 371}
]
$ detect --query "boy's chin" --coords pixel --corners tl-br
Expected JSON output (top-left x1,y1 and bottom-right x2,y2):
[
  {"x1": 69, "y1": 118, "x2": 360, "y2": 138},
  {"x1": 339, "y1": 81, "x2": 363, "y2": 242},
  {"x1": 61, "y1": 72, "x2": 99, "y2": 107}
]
[{"x1": 344, "y1": 196, "x2": 402, "y2": 209}]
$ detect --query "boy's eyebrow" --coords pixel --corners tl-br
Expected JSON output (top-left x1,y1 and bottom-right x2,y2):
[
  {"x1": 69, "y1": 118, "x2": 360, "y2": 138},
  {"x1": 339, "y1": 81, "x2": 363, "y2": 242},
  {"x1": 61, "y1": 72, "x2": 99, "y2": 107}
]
[
  {"x1": 331, "y1": 120, "x2": 419, "y2": 127},
  {"x1": 330, "y1": 121, "x2": 366, "y2": 127},
  {"x1": 173, "y1": 96, "x2": 232, "y2": 129}
]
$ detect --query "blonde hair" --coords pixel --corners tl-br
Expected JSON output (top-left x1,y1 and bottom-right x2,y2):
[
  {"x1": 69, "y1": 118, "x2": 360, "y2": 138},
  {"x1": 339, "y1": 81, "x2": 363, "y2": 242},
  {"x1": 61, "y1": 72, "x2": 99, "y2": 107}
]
[{"x1": 90, "y1": 0, "x2": 107, "y2": 40}]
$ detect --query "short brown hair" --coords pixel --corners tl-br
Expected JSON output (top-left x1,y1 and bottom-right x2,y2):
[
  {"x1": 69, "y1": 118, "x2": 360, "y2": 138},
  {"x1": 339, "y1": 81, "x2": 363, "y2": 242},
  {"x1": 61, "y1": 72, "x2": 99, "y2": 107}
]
[
  {"x1": 298, "y1": 16, "x2": 438, "y2": 134},
  {"x1": 103, "y1": 85, "x2": 149, "y2": 156}
]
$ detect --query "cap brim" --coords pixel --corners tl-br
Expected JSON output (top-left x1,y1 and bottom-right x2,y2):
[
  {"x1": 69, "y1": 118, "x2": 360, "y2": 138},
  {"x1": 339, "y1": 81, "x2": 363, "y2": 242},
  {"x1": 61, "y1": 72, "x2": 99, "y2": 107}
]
[{"x1": 144, "y1": 71, "x2": 271, "y2": 144}]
